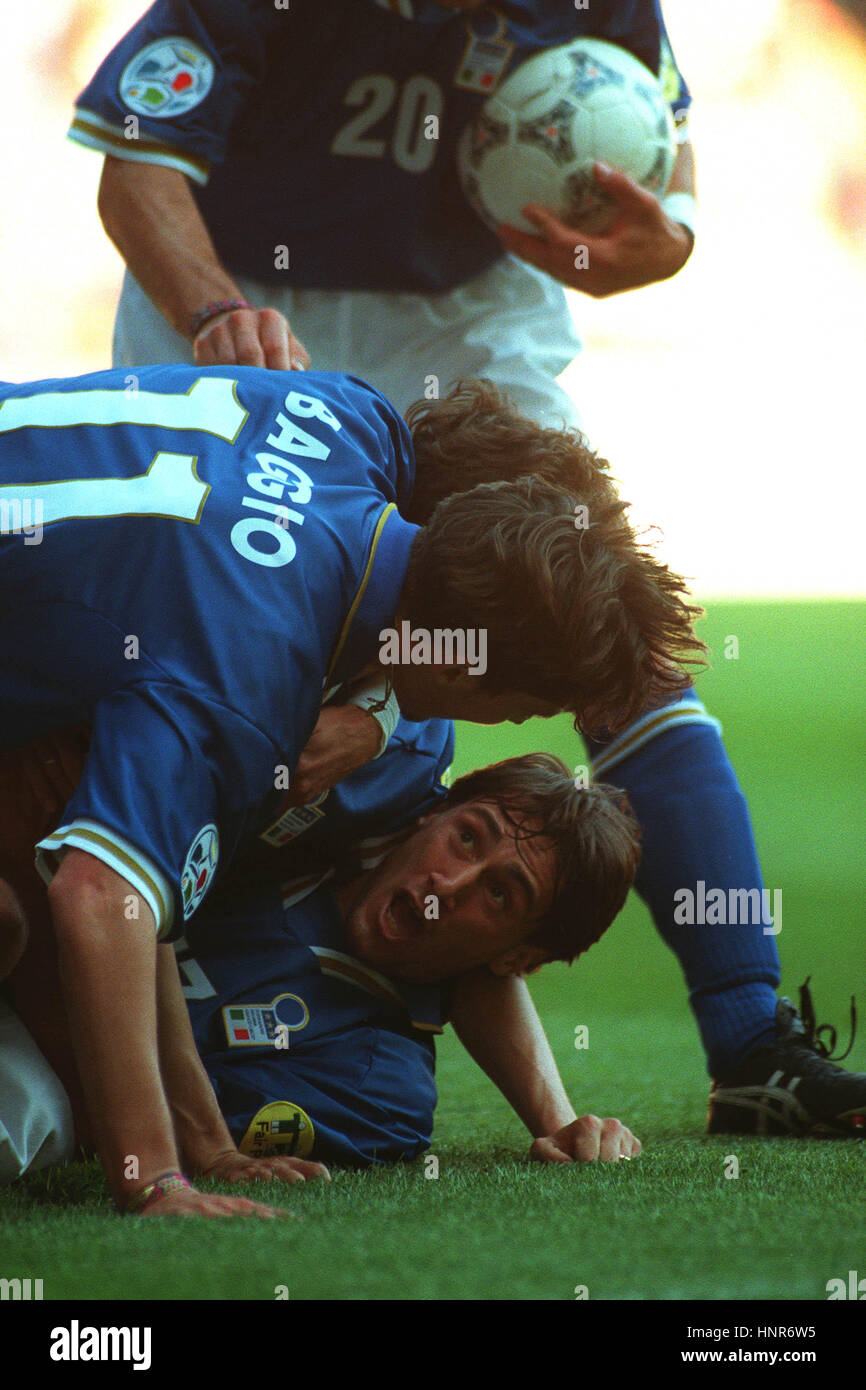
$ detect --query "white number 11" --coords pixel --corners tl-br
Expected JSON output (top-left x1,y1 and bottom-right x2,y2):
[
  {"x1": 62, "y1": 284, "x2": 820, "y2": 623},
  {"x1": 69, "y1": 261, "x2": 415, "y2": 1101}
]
[{"x1": 0, "y1": 377, "x2": 246, "y2": 528}]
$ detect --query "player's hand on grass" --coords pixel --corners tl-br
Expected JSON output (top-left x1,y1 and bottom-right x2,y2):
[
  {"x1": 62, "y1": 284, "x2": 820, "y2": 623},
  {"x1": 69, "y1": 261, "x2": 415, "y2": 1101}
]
[
  {"x1": 497, "y1": 161, "x2": 692, "y2": 298},
  {"x1": 529, "y1": 1114, "x2": 642, "y2": 1164},
  {"x1": 193, "y1": 305, "x2": 310, "y2": 371},
  {"x1": 198, "y1": 1148, "x2": 330, "y2": 1187},
  {"x1": 138, "y1": 1187, "x2": 294, "y2": 1220},
  {"x1": 285, "y1": 704, "x2": 384, "y2": 806}
]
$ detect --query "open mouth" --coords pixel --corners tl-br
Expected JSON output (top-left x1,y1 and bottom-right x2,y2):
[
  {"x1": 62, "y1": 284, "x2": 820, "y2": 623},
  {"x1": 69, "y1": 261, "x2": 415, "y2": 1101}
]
[{"x1": 381, "y1": 889, "x2": 425, "y2": 941}]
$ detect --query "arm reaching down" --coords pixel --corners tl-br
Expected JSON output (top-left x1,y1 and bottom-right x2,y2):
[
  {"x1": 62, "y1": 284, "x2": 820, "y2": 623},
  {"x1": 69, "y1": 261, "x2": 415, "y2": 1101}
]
[
  {"x1": 47, "y1": 850, "x2": 295, "y2": 1217},
  {"x1": 450, "y1": 968, "x2": 576, "y2": 1137},
  {"x1": 450, "y1": 968, "x2": 641, "y2": 1162},
  {"x1": 97, "y1": 156, "x2": 309, "y2": 369}
]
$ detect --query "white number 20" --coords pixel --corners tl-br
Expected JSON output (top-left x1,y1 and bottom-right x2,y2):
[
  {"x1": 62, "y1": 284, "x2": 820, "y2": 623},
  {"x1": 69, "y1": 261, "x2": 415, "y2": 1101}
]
[{"x1": 332, "y1": 74, "x2": 442, "y2": 173}]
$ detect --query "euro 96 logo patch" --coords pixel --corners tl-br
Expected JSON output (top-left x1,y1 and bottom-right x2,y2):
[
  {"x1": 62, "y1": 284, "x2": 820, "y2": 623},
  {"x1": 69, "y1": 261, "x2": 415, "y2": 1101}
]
[
  {"x1": 181, "y1": 823, "x2": 219, "y2": 920},
  {"x1": 119, "y1": 38, "x2": 215, "y2": 119}
]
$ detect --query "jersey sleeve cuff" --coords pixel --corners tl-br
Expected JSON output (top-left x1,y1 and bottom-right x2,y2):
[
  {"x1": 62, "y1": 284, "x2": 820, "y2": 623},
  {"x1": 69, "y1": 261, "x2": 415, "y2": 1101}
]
[
  {"x1": 35, "y1": 819, "x2": 175, "y2": 938},
  {"x1": 68, "y1": 107, "x2": 212, "y2": 185}
]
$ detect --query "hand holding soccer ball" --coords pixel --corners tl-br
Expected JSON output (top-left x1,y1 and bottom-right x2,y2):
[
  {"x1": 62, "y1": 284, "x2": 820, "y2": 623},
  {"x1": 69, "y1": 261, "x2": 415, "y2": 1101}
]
[{"x1": 497, "y1": 161, "x2": 693, "y2": 298}]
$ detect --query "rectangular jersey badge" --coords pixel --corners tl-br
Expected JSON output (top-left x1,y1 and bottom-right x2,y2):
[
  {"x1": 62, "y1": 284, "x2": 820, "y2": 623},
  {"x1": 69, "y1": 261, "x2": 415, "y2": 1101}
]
[
  {"x1": 223, "y1": 1005, "x2": 279, "y2": 1047},
  {"x1": 259, "y1": 793, "x2": 328, "y2": 847},
  {"x1": 454, "y1": 31, "x2": 515, "y2": 94}
]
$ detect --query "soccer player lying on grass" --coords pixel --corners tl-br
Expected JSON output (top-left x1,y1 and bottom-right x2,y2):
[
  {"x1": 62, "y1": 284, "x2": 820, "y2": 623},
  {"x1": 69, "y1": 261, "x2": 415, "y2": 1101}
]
[
  {"x1": 186, "y1": 752, "x2": 645, "y2": 1174},
  {"x1": 2, "y1": 741, "x2": 643, "y2": 1204},
  {"x1": 0, "y1": 363, "x2": 699, "y2": 1218}
]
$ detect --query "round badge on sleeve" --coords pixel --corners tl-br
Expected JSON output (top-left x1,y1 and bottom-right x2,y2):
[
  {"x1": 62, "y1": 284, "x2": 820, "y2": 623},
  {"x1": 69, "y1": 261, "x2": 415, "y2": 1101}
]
[
  {"x1": 119, "y1": 37, "x2": 215, "y2": 118},
  {"x1": 181, "y1": 823, "x2": 219, "y2": 920}
]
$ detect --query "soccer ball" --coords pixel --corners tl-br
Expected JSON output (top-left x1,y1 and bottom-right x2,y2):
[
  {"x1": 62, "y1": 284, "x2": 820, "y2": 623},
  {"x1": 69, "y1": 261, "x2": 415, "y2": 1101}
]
[{"x1": 457, "y1": 39, "x2": 677, "y2": 235}]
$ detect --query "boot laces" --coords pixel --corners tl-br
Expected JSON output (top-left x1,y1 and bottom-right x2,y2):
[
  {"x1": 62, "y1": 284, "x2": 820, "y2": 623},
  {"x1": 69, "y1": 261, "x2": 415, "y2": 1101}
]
[{"x1": 798, "y1": 976, "x2": 857, "y2": 1062}]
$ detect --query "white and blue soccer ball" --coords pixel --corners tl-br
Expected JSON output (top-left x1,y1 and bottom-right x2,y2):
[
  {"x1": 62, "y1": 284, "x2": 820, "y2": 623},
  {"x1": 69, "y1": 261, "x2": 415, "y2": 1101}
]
[{"x1": 457, "y1": 39, "x2": 677, "y2": 234}]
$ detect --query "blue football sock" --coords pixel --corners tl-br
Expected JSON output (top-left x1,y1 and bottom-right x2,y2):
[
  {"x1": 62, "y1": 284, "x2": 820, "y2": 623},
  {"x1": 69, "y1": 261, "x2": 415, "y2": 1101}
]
[{"x1": 586, "y1": 692, "x2": 780, "y2": 1076}]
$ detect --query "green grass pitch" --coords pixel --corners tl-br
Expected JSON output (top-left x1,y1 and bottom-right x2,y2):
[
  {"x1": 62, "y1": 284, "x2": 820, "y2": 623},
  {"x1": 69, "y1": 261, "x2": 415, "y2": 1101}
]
[{"x1": 1, "y1": 601, "x2": 864, "y2": 1301}]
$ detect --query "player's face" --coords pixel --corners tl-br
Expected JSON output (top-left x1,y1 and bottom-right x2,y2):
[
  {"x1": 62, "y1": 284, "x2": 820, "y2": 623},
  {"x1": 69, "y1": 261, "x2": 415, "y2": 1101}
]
[
  {"x1": 391, "y1": 664, "x2": 562, "y2": 725},
  {"x1": 340, "y1": 799, "x2": 557, "y2": 984}
]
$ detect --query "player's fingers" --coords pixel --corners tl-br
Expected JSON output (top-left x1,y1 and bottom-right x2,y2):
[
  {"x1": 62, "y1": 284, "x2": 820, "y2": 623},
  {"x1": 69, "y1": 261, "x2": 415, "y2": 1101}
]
[
  {"x1": 598, "y1": 1117, "x2": 626, "y2": 1162},
  {"x1": 593, "y1": 162, "x2": 657, "y2": 217},
  {"x1": 528, "y1": 1136, "x2": 573, "y2": 1164},
  {"x1": 570, "y1": 1114, "x2": 603, "y2": 1162},
  {"x1": 256, "y1": 304, "x2": 311, "y2": 369},
  {"x1": 285, "y1": 762, "x2": 323, "y2": 805},
  {"x1": 192, "y1": 314, "x2": 235, "y2": 364},
  {"x1": 225, "y1": 313, "x2": 268, "y2": 368},
  {"x1": 213, "y1": 1161, "x2": 290, "y2": 1186},
  {"x1": 257, "y1": 308, "x2": 293, "y2": 371},
  {"x1": 289, "y1": 337, "x2": 310, "y2": 371},
  {"x1": 242, "y1": 1162, "x2": 305, "y2": 1186},
  {"x1": 195, "y1": 312, "x2": 266, "y2": 367},
  {"x1": 206, "y1": 1193, "x2": 290, "y2": 1219},
  {"x1": 268, "y1": 1157, "x2": 330, "y2": 1183},
  {"x1": 496, "y1": 224, "x2": 563, "y2": 277},
  {"x1": 520, "y1": 204, "x2": 578, "y2": 248},
  {"x1": 620, "y1": 1129, "x2": 642, "y2": 1159}
]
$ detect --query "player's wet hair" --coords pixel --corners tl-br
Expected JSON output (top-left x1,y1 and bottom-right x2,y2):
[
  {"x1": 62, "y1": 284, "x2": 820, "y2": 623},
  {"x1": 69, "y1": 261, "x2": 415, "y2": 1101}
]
[
  {"x1": 445, "y1": 753, "x2": 641, "y2": 965},
  {"x1": 405, "y1": 378, "x2": 621, "y2": 527},
  {"x1": 401, "y1": 471, "x2": 705, "y2": 736}
]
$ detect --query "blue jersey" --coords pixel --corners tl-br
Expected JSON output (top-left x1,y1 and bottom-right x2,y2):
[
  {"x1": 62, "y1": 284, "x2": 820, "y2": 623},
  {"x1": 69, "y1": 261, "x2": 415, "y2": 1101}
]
[
  {"x1": 180, "y1": 747, "x2": 454, "y2": 1164},
  {"x1": 69, "y1": 0, "x2": 691, "y2": 292},
  {"x1": 182, "y1": 884, "x2": 442, "y2": 1166},
  {"x1": 0, "y1": 364, "x2": 417, "y2": 937},
  {"x1": 180, "y1": 708, "x2": 454, "y2": 1165}
]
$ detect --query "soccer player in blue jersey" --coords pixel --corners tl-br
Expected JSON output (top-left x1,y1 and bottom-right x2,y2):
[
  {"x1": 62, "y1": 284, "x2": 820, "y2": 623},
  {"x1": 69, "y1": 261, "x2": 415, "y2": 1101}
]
[
  {"x1": 0, "y1": 362, "x2": 698, "y2": 1214},
  {"x1": 75, "y1": 0, "x2": 696, "y2": 415},
  {"x1": 68, "y1": 3, "x2": 866, "y2": 1140},
  {"x1": 181, "y1": 751, "x2": 645, "y2": 1176},
  {"x1": 1, "y1": 733, "x2": 644, "y2": 1196}
]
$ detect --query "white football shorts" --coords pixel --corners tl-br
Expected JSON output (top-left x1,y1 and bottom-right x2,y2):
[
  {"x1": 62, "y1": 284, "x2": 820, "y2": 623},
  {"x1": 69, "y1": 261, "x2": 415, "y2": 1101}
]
[
  {"x1": 113, "y1": 253, "x2": 583, "y2": 430},
  {"x1": 0, "y1": 997, "x2": 75, "y2": 1183}
]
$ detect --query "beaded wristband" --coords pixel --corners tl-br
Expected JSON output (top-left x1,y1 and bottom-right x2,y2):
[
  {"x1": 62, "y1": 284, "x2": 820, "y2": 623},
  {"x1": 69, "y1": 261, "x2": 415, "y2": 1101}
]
[
  {"x1": 189, "y1": 298, "x2": 253, "y2": 340},
  {"x1": 122, "y1": 1170, "x2": 192, "y2": 1216}
]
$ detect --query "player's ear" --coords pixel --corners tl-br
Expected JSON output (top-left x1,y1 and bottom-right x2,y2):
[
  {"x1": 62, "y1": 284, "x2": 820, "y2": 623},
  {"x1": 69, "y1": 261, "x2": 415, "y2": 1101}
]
[{"x1": 488, "y1": 944, "x2": 550, "y2": 978}]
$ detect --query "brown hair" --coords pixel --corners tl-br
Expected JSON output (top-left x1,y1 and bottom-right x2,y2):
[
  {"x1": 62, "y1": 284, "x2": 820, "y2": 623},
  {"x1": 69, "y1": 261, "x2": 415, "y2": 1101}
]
[
  {"x1": 445, "y1": 753, "x2": 641, "y2": 964},
  {"x1": 405, "y1": 379, "x2": 621, "y2": 527},
  {"x1": 400, "y1": 472, "x2": 704, "y2": 736}
]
